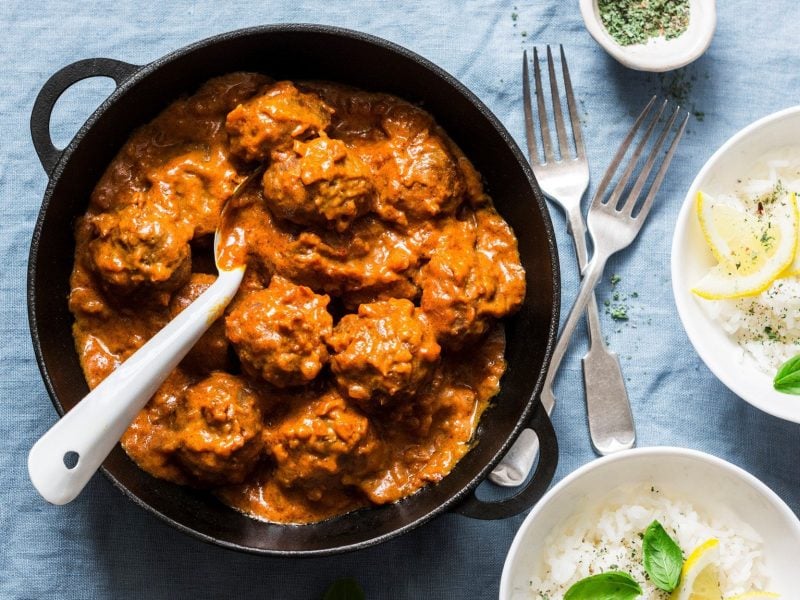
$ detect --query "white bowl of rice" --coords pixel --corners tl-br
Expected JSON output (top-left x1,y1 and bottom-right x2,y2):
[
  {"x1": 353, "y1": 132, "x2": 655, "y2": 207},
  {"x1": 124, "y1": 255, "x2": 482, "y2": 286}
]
[
  {"x1": 672, "y1": 105, "x2": 800, "y2": 423},
  {"x1": 500, "y1": 447, "x2": 800, "y2": 599}
]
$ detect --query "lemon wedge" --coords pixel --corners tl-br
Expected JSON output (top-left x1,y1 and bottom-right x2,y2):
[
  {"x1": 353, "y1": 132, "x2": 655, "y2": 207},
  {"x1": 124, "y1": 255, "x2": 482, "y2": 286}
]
[
  {"x1": 670, "y1": 538, "x2": 722, "y2": 600},
  {"x1": 692, "y1": 190, "x2": 798, "y2": 299},
  {"x1": 727, "y1": 593, "x2": 781, "y2": 599}
]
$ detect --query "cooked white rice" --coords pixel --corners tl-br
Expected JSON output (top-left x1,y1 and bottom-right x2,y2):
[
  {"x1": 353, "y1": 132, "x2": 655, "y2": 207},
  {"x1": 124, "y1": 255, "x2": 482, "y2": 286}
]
[
  {"x1": 703, "y1": 277, "x2": 800, "y2": 374},
  {"x1": 529, "y1": 484, "x2": 769, "y2": 599},
  {"x1": 698, "y1": 148, "x2": 800, "y2": 374}
]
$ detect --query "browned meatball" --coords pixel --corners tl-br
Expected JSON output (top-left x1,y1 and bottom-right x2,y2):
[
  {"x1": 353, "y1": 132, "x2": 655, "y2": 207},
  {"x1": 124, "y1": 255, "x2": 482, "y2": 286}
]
[
  {"x1": 326, "y1": 298, "x2": 441, "y2": 406},
  {"x1": 264, "y1": 388, "x2": 384, "y2": 501},
  {"x1": 88, "y1": 201, "x2": 192, "y2": 295},
  {"x1": 225, "y1": 276, "x2": 333, "y2": 387},
  {"x1": 418, "y1": 209, "x2": 526, "y2": 349},
  {"x1": 90, "y1": 72, "x2": 269, "y2": 214},
  {"x1": 121, "y1": 370, "x2": 193, "y2": 485},
  {"x1": 144, "y1": 148, "x2": 241, "y2": 238},
  {"x1": 240, "y1": 190, "x2": 426, "y2": 305},
  {"x1": 174, "y1": 372, "x2": 264, "y2": 485},
  {"x1": 169, "y1": 274, "x2": 231, "y2": 373},
  {"x1": 225, "y1": 81, "x2": 334, "y2": 161},
  {"x1": 262, "y1": 136, "x2": 374, "y2": 231},
  {"x1": 371, "y1": 104, "x2": 466, "y2": 224}
]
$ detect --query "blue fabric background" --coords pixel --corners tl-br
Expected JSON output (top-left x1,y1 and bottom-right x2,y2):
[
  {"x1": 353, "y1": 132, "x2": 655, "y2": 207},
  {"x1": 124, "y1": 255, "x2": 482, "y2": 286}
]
[{"x1": 2, "y1": 1, "x2": 798, "y2": 598}]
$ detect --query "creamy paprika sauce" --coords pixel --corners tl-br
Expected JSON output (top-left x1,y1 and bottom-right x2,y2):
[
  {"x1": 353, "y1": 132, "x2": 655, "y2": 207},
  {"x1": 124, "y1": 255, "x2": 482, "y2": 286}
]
[{"x1": 69, "y1": 73, "x2": 526, "y2": 523}]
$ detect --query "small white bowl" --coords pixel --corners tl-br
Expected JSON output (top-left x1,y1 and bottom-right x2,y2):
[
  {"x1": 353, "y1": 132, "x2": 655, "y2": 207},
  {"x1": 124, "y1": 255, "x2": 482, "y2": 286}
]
[
  {"x1": 500, "y1": 447, "x2": 800, "y2": 599},
  {"x1": 672, "y1": 106, "x2": 800, "y2": 424},
  {"x1": 580, "y1": 0, "x2": 717, "y2": 72}
]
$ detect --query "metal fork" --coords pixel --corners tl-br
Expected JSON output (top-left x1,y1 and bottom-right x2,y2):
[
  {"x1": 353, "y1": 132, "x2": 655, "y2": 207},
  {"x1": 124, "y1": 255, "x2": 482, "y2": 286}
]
[
  {"x1": 542, "y1": 98, "x2": 689, "y2": 418},
  {"x1": 526, "y1": 45, "x2": 636, "y2": 456},
  {"x1": 490, "y1": 47, "x2": 638, "y2": 487},
  {"x1": 491, "y1": 89, "x2": 688, "y2": 487}
]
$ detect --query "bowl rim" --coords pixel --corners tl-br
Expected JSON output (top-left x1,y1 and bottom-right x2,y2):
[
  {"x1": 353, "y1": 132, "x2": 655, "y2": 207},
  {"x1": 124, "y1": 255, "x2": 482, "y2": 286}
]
[
  {"x1": 500, "y1": 446, "x2": 800, "y2": 598},
  {"x1": 670, "y1": 104, "x2": 800, "y2": 424},
  {"x1": 27, "y1": 23, "x2": 561, "y2": 555},
  {"x1": 579, "y1": 0, "x2": 717, "y2": 72}
]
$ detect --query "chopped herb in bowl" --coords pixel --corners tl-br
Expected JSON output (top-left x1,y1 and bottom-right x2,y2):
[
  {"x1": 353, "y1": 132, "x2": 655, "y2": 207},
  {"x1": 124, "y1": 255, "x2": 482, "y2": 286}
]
[{"x1": 598, "y1": 0, "x2": 690, "y2": 46}]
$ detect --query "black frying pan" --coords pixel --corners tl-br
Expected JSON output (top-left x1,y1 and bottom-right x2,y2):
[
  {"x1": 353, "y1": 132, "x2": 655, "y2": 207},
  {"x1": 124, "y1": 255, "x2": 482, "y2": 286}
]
[{"x1": 28, "y1": 24, "x2": 560, "y2": 555}]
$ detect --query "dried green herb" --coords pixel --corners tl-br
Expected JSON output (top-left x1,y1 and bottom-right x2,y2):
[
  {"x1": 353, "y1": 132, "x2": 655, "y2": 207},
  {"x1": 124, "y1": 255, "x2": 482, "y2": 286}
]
[
  {"x1": 609, "y1": 305, "x2": 629, "y2": 321},
  {"x1": 598, "y1": 0, "x2": 690, "y2": 46}
]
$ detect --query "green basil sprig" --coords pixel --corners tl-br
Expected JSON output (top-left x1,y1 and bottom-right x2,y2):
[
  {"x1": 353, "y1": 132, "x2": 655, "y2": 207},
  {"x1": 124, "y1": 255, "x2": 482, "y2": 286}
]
[
  {"x1": 774, "y1": 354, "x2": 800, "y2": 394},
  {"x1": 642, "y1": 520, "x2": 683, "y2": 592},
  {"x1": 563, "y1": 572, "x2": 642, "y2": 600},
  {"x1": 322, "y1": 578, "x2": 365, "y2": 600}
]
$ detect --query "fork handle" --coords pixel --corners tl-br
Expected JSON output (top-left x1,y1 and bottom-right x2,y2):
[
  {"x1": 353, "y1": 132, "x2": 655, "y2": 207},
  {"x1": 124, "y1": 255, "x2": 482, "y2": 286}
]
[
  {"x1": 565, "y1": 204, "x2": 590, "y2": 272},
  {"x1": 565, "y1": 209, "x2": 610, "y2": 347},
  {"x1": 566, "y1": 208, "x2": 635, "y2": 455},
  {"x1": 541, "y1": 253, "x2": 608, "y2": 408},
  {"x1": 566, "y1": 206, "x2": 610, "y2": 352},
  {"x1": 582, "y1": 341, "x2": 635, "y2": 453}
]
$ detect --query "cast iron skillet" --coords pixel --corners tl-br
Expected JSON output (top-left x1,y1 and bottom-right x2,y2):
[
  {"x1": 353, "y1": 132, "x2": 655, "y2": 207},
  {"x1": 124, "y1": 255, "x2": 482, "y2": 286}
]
[{"x1": 28, "y1": 24, "x2": 560, "y2": 555}]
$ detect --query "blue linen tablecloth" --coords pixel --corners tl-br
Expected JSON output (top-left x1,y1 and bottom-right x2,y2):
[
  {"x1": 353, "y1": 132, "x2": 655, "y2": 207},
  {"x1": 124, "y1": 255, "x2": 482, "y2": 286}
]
[{"x1": 2, "y1": 1, "x2": 799, "y2": 598}]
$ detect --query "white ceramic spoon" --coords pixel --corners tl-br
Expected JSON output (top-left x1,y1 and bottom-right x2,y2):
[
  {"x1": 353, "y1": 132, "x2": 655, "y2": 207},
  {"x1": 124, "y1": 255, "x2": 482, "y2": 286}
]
[{"x1": 27, "y1": 174, "x2": 257, "y2": 505}]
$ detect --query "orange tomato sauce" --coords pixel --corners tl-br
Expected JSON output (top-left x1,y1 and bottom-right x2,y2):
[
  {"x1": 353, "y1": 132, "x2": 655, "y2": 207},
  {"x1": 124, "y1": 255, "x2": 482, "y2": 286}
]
[{"x1": 69, "y1": 73, "x2": 525, "y2": 523}]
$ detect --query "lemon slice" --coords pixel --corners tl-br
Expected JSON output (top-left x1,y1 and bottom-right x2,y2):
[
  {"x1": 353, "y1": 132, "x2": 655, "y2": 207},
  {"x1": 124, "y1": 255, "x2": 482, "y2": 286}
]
[
  {"x1": 670, "y1": 538, "x2": 722, "y2": 600},
  {"x1": 696, "y1": 192, "x2": 752, "y2": 262},
  {"x1": 692, "y1": 191, "x2": 798, "y2": 299},
  {"x1": 727, "y1": 593, "x2": 781, "y2": 599}
]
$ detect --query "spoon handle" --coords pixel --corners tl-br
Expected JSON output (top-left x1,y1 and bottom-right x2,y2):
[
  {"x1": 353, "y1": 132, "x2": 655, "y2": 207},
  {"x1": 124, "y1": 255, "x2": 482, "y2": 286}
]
[{"x1": 28, "y1": 267, "x2": 244, "y2": 505}]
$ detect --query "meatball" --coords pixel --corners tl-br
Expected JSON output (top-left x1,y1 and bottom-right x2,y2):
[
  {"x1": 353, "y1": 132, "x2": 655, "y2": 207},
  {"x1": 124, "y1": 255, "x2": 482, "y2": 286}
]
[
  {"x1": 145, "y1": 148, "x2": 241, "y2": 237},
  {"x1": 262, "y1": 136, "x2": 374, "y2": 231},
  {"x1": 88, "y1": 201, "x2": 192, "y2": 295},
  {"x1": 181, "y1": 72, "x2": 271, "y2": 123},
  {"x1": 121, "y1": 371, "x2": 193, "y2": 485},
  {"x1": 90, "y1": 73, "x2": 268, "y2": 214},
  {"x1": 241, "y1": 190, "x2": 425, "y2": 305},
  {"x1": 326, "y1": 298, "x2": 441, "y2": 406},
  {"x1": 417, "y1": 209, "x2": 526, "y2": 349},
  {"x1": 264, "y1": 388, "x2": 384, "y2": 501},
  {"x1": 169, "y1": 274, "x2": 231, "y2": 373},
  {"x1": 225, "y1": 81, "x2": 334, "y2": 161},
  {"x1": 371, "y1": 104, "x2": 466, "y2": 224},
  {"x1": 174, "y1": 372, "x2": 264, "y2": 485},
  {"x1": 225, "y1": 276, "x2": 333, "y2": 388}
]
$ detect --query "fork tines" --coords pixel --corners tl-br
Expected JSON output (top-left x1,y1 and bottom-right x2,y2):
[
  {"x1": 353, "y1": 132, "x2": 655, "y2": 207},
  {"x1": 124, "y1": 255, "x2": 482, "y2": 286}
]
[
  {"x1": 592, "y1": 97, "x2": 689, "y2": 221},
  {"x1": 523, "y1": 45, "x2": 584, "y2": 165},
  {"x1": 524, "y1": 47, "x2": 689, "y2": 220}
]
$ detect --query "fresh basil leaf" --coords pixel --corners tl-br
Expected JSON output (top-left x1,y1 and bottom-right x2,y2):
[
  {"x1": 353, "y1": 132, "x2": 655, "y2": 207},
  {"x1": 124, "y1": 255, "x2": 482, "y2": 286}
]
[
  {"x1": 322, "y1": 578, "x2": 365, "y2": 600},
  {"x1": 774, "y1": 353, "x2": 800, "y2": 394},
  {"x1": 642, "y1": 520, "x2": 683, "y2": 592},
  {"x1": 563, "y1": 571, "x2": 642, "y2": 600}
]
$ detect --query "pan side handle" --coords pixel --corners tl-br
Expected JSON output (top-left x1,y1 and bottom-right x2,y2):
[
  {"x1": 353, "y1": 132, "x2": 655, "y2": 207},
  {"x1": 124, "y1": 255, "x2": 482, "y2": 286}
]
[
  {"x1": 453, "y1": 402, "x2": 558, "y2": 520},
  {"x1": 30, "y1": 58, "x2": 139, "y2": 176}
]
